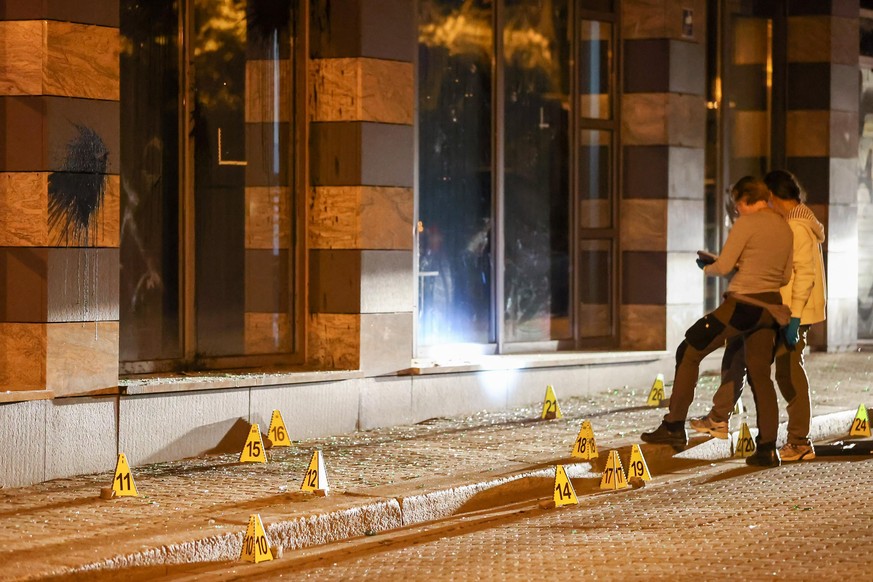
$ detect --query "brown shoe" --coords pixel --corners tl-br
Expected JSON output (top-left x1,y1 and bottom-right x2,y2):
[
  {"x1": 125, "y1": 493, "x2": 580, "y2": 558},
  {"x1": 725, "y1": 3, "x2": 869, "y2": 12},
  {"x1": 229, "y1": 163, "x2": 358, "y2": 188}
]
[
  {"x1": 779, "y1": 442, "x2": 815, "y2": 462},
  {"x1": 689, "y1": 415, "x2": 729, "y2": 439}
]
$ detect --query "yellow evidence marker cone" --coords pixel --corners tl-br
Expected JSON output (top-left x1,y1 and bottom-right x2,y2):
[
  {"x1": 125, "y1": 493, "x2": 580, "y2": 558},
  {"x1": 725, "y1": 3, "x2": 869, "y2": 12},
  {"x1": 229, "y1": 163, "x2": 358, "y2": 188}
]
[
  {"x1": 571, "y1": 420, "x2": 598, "y2": 460},
  {"x1": 733, "y1": 398, "x2": 746, "y2": 415},
  {"x1": 646, "y1": 373, "x2": 665, "y2": 407},
  {"x1": 239, "y1": 514, "x2": 273, "y2": 563},
  {"x1": 553, "y1": 464, "x2": 578, "y2": 507},
  {"x1": 541, "y1": 385, "x2": 563, "y2": 419},
  {"x1": 301, "y1": 449, "x2": 330, "y2": 495},
  {"x1": 600, "y1": 450, "x2": 628, "y2": 490},
  {"x1": 733, "y1": 421, "x2": 756, "y2": 458},
  {"x1": 111, "y1": 453, "x2": 138, "y2": 497},
  {"x1": 267, "y1": 410, "x2": 292, "y2": 447},
  {"x1": 627, "y1": 444, "x2": 652, "y2": 482},
  {"x1": 850, "y1": 404, "x2": 871, "y2": 437},
  {"x1": 240, "y1": 423, "x2": 268, "y2": 463}
]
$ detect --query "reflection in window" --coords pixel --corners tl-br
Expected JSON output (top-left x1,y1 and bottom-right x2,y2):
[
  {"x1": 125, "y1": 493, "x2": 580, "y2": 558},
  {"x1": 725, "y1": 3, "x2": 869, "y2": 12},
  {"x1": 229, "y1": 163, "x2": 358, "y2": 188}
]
[
  {"x1": 858, "y1": 68, "x2": 873, "y2": 339},
  {"x1": 578, "y1": 129, "x2": 611, "y2": 228},
  {"x1": 120, "y1": 0, "x2": 181, "y2": 362},
  {"x1": 417, "y1": 1, "x2": 618, "y2": 351},
  {"x1": 193, "y1": 1, "x2": 296, "y2": 357},
  {"x1": 579, "y1": 20, "x2": 612, "y2": 120},
  {"x1": 578, "y1": 240, "x2": 611, "y2": 338},
  {"x1": 120, "y1": 0, "x2": 298, "y2": 365},
  {"x1": 727, "y1": 15, "x2": 771, "y2": 179},
  {"x1": 503, "y1": 0, "x2": 571, "y2": 342},
  {"x1": 418, "y1": 0, "x2": 494, "y2": 346}
]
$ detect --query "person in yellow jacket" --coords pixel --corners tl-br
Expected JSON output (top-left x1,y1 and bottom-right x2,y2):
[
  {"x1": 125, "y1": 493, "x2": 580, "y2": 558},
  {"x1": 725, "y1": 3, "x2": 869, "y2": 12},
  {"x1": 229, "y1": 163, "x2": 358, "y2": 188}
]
[{"x1": 691, "y1": 170, "x2": 826, "y2": 462}]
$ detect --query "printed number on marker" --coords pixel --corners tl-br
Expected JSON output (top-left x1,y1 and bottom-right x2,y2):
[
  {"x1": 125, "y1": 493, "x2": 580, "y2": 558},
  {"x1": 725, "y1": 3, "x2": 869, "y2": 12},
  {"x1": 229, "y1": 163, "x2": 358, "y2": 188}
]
[
  {"x1": 576, "y1": 438, "x2": 588, "y2": 453},
  {"x1": 272, "y1": 426, "x2": 286, "y2": 442},
  {"x1": 631, "y1": 460, "x2": 644, "y2": 477},
  {"x1": 115, "y1": 472, "x2": 132, "y2": 491},
  {"x1": 545, "y1": 400, "x2": 556, "y2": 413},
  {"x1": 246, "y1": 441, "x2": 262, "y2": 457},
  {"x1": 603, "y1": 467, "x2": 614, "y2": 483},
  {"x1": 744, "y1": 440, "x2": 754, "y2": 452},
  {"x1": 555, "y1": 482, "x2": 572, "y2": 499},
  {"x1": 853, "y1": 418, "x2": 867, "y2": 431},
  {"x1": 245, "y1": 535, "x2": 269, "y2": 555},
  {"x1": 305, "y1": 469, "x2": 318, "y2": 487}
]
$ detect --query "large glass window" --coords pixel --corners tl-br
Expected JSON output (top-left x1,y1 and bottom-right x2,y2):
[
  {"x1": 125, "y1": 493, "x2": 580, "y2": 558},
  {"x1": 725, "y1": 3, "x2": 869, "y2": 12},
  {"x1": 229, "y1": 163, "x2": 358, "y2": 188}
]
[
  {"x1": 858, "y1": 66, "x2": 873, "y2": 339},
  {"x1": 704, "y1": 2, "x2": 774, "y2": 311},
  {"x1": 576, "y1": 15, "x2": 616, "y2": 341},
  {"x1": 418, "y1": 0, "x2": 617, "y2": 353},
  {"x1": 191, "y1": 0, "x2": 296, "y2": 358},
  {"x1": 418, "y1": 0, "x2": 494, "y2": 346},
  {"x1": 858, "y1": 8, "x2": 873, "y2": 340},
  {"x1": 119, "y1": 0, "x2": 182, "y2": 363},
  {"x1": 503, "y1": 0, "x2": 571, "y2": 343},
  {"x1": 120, "y1": 0, "x2": 300, "y2": 371},
  {"x1": 726, "y1": 15, "x2": 772, "y2": 180}
]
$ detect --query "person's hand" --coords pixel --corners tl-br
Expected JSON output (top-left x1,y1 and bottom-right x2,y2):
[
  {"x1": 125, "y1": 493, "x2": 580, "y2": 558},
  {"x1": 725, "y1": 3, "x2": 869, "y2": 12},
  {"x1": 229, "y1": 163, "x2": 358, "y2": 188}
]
[
  {"x1": 783, "y1": 317, "x2": 801, "y2": 348},
  {"x1": 695, "y1": 258, "x2": 707, "y2": 270}
]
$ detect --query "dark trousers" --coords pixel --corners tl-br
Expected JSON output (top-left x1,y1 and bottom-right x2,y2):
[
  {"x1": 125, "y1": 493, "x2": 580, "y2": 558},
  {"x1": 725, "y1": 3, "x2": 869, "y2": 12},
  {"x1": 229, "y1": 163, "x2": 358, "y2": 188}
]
[
  {"x1": 711, "y1": 335, "x2": 746, "y2": 423},
  {"x1": 665, "y1": 293, "x2": 782, "y2": 444},
  {"x1": 712, "y1": 326, "x2": 811, "y2": 445}
]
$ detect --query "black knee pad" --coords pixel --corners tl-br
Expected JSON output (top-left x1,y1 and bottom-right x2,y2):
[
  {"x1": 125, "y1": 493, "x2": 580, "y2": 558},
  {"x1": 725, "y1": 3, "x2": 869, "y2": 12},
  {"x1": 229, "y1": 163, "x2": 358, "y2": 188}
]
[{"x1": 676, "y1": 340, "x2": 688, "y2": 364}]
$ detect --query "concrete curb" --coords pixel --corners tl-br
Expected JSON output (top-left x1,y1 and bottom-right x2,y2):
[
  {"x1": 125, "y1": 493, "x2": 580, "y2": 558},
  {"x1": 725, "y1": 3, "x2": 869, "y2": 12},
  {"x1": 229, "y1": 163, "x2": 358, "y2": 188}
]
[
  {"x1": 65, "y1": 410, "x2": 855, "y2": 577},
  {"x1": 676, "y1": 409, "x2": 857, "y2": 460},
  {"x1": 398, "y1": 463, "x2": 597, "y2": 526},
  {"x1": 66, "y1": 464, "x2": 599, "y2": 576},
  {"x1": 68, "y1": 500, "x2": 404, "y2": 576}
]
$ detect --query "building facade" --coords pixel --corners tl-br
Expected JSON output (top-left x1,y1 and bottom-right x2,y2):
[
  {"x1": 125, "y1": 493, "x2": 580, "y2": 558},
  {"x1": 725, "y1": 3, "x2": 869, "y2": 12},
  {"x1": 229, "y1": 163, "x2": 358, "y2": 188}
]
[{"x1": 0, "y1": 0, "x2": 864, "y2": 487}]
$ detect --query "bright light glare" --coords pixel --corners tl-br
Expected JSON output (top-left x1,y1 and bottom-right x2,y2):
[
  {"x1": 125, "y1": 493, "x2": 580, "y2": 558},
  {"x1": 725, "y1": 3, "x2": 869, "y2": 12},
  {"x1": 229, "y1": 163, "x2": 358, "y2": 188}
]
[{"x1": 478, "y1": 368, "x2": 520, "y2": 403}]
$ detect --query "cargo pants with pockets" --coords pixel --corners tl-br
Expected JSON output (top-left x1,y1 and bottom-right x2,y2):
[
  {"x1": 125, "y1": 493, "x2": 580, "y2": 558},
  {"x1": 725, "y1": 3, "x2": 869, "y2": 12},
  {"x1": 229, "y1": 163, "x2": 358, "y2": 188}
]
[{"x1": 664, "y1": 292, "x2": 783, "y2": 445}]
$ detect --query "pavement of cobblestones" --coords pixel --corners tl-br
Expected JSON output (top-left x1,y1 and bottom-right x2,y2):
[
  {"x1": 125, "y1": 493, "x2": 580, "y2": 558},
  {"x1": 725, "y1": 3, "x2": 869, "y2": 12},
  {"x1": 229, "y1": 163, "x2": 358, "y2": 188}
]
[
  {"x1": 0, "y1": 351, "x2": 870, "y2": 580},
  {"x1": 253, "y1": 458, "x2": 873, "y2": 581}
]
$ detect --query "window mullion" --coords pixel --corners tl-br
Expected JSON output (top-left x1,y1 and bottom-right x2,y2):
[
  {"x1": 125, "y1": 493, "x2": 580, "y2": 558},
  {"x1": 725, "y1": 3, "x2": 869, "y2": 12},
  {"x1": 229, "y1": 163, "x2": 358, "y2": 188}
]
[
  {"x1": 180, "y1": 0, "x2": 197, "y2": 364},
  {"x1": 494, "y1": 0, "x2": 506, "y2": 352}
]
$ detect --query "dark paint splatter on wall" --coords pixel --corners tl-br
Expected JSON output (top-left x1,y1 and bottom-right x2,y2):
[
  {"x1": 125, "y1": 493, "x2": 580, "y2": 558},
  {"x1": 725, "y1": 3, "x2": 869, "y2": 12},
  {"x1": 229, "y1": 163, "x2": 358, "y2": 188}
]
[{"x1": 48, "y1": 125, "x2": 109, "y2": 245}]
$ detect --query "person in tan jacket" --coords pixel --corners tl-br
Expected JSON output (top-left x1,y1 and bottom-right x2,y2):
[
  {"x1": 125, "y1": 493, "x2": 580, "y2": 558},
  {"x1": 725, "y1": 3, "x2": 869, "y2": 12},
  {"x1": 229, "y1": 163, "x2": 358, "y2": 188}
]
[
  {"x1": 691, "y1": 170, "x2": 826, "y2": 462},
  {"x1": 642, "y1": 176, "x2": 793, "y2": 467}
]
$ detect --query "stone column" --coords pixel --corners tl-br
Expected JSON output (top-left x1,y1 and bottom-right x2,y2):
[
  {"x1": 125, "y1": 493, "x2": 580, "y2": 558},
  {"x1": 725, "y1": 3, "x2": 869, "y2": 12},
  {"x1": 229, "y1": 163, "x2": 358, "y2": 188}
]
[
  {"x1": 785, "y1": 0, "x2": 859, "y2": 351},
  {"x1": 0, "y1": 1, "x2": 120, "y2": 397},
  {"x1": 307, "y1": 0, "x2": 415, "y2": 374},
  {"x1": 620, "y1": 0, "x2": 707, "y2": 350}
]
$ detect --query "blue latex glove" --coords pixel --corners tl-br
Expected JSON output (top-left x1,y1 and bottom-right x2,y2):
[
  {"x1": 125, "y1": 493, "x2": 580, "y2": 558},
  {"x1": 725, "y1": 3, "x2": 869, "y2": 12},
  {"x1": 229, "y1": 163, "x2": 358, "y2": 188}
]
[
  {"x1": 695, "y1": 258, "x2": 707, "y2": 270},
  {"x1": 783, "y1": 317, "x2": 801, "y2": 348}
]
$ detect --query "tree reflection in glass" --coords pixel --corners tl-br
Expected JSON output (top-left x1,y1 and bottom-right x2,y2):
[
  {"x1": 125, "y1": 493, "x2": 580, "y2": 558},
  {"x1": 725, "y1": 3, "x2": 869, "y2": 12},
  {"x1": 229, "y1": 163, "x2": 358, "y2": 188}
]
[{"x1": 503, "y1": 0, "x2": 571, "y2": 342}]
